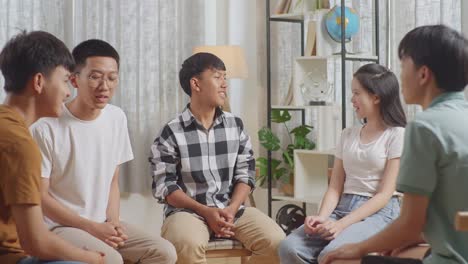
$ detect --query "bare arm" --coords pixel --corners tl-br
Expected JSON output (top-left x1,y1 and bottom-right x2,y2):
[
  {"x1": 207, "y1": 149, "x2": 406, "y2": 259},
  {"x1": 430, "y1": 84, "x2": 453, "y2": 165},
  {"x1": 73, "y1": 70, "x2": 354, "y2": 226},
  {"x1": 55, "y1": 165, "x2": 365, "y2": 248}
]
[
  {"x1": 227, "y1": 182, "x2": 251, "y2": 213},
  {"x1": 303, "y1": 158, "x2": 344, "y2": 234},
  {"x1": 318, "y1": 158, "x2": 346, "y2": 218},
  {"x1": 165, "y1": 189, "x2": 208, "y2": 216},
  {"x1": 311, "y1": 158, "x2": 400, "y2": 240},
  {"x1": 321, "y1": 193, "x2": 428, "y2": 264},
  {"x1": 12, "y1": 204, "x2": 103, "y2": 264},
  {"x1": 337, "y1": 158, "x2": 400, "y2": 228},
  {"x1": 360, "y1": 193, "x2": 428, "y2": 252},
  {"x1": 41, "y1": 178, "x2": 119, "y2": 247},
  {"x1": 221, "y1": 182, "x2": 251, "y2": 229},
  {"x1": 106, "y1": 166, "x2": 120, "y2": 223},
  {"x1": 40, "y1": 178, "x2": 93, "y2": 230}
]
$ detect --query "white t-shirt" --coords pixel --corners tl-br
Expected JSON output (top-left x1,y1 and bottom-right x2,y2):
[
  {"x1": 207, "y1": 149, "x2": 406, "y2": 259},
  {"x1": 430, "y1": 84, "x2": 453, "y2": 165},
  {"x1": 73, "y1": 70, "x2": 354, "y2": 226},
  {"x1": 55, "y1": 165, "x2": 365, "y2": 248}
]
[
  {"x1": 335, "y1": 125, "x2": 404, "y2": 197},
  {"x1": 30, "y1": 104, "x2": 133, "y2": 228}
]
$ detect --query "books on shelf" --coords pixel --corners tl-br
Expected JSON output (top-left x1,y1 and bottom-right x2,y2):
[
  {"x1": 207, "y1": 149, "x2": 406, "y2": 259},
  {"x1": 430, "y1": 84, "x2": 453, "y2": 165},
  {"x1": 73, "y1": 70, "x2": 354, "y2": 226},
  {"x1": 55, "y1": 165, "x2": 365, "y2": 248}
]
[
  {"x1": 274, "y1": 0, "x2": 292, "y2": 14},
  {"x1": 304, "y1": 20, "x2": 317, "y2": 56},
  {"x1": 289, "y1": 0, "x2": 302, "y2": 14},
  {"x1": 274, "y1": 0, "x2": 318, "y2": 15},
  {"x1": 274, "y1": 0, "x2": 310, "y2": 15},
  {"x1": 306, "y1": 9, "x2": 336, "y2": 56}
]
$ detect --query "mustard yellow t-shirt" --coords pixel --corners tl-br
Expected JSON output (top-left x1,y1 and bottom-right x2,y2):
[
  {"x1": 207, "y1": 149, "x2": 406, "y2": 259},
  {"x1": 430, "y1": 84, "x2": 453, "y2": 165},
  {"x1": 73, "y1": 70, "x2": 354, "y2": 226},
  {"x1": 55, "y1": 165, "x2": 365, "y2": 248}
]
[{"x1": 0, "y1": 105, "x2": 42, "y2": 263}]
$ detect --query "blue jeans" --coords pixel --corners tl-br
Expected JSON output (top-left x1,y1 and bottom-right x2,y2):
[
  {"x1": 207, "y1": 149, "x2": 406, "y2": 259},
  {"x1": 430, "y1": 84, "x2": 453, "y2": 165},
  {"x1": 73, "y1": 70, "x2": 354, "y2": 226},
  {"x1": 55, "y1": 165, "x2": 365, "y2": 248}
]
[
  {"x1": 278, "y1": 194, "x2": 401, "y2": 264},
  {"x1": 17, "y1": 257, "x2": 85, "y2": 264}
]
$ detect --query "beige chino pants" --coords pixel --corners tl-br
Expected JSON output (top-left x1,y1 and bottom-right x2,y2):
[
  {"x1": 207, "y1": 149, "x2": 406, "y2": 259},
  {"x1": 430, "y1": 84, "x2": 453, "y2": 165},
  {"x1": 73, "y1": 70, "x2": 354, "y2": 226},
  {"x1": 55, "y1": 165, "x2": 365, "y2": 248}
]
[
  {"x1": 52, "y1": 221, "x2": 177, "y2": 264},
  {"x1": 161, "y1": 207, "x2": 285, "y2": 264}
]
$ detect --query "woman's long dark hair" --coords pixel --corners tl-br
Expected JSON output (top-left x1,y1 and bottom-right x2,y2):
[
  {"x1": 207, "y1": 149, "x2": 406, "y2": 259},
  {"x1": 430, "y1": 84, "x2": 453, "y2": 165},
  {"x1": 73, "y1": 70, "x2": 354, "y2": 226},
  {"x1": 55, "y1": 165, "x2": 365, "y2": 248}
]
[{"x1": 353, "y1": 64, "x2": 407, "y2": 127}]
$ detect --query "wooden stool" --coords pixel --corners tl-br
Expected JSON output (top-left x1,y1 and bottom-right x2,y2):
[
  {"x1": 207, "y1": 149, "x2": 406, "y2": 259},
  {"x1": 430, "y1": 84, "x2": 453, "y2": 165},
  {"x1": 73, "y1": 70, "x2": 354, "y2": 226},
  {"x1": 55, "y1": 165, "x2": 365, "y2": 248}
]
[
  {"x1": 455, "y1": 211, "x2": 468, "y2": 231},
  {"x1": 206, "y1": 238, "x2": 251, "y2": 263}
]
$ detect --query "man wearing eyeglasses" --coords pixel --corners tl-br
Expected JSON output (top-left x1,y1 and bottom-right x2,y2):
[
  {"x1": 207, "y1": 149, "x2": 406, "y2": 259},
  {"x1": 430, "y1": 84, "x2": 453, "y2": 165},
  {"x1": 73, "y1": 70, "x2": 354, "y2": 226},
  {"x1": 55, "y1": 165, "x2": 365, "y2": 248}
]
[{"x1": 30, "y1": 39, "x2": 177, "y2": 264}]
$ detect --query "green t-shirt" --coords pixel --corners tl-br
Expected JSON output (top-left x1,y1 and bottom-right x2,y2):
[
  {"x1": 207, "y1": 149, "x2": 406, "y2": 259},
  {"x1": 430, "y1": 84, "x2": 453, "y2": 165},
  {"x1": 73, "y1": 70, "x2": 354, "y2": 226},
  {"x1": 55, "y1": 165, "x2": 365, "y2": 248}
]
[{"x1": 397, "y1": 92, "x2": 468, "y2": 264}]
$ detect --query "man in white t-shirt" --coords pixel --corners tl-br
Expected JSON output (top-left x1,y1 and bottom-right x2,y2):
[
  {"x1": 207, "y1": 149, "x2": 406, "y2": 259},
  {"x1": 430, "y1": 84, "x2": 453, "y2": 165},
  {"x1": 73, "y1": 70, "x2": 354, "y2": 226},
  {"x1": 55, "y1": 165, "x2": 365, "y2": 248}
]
[{"x1": 31, "y1": 39, "x2": 177, "y2": 264}]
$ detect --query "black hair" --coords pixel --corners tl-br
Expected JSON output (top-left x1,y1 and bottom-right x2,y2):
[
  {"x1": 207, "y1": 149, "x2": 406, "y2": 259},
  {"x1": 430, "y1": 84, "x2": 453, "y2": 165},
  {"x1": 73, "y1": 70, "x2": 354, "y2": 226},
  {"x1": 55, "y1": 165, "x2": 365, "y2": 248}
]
[
  {"x1": 0, "y1": 30, "x2": 74, "y2": 94},
  {"x1": 354, "y1": 63, "x2": 407, "y2": 127},
  {"x1": 179, "y1": 52, "x2": 226, "y2": 96},
  {"x1": 72, "y1": 39, "x2": 120, "y2": 72},
  {"x1": 398, "y1": 25, "x2": 468, "y2": 92}
]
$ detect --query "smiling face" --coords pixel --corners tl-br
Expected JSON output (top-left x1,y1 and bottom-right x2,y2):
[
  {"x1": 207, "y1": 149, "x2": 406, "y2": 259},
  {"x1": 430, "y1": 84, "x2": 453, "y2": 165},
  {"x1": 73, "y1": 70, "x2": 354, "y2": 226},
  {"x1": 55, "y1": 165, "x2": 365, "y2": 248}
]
[
  {"x1": 36, "y1": 66, "x2": 71, "y2": 117},
  {"x1": 71, "y1": 56, "x2": 119, "y2": 110},
  {"x1": 351, "y1": 78, "x2": 380, "y2": 120},
  {"x1": 191, "y1": 68, "x2": 227, "y2": 108}
]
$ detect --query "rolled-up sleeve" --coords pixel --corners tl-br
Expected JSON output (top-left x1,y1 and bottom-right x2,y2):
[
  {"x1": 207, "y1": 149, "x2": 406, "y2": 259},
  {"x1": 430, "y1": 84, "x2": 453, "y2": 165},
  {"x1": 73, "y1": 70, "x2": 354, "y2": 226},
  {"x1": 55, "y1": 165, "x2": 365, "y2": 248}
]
[
  {"x1": 150, "y1": 126, "x2": 181, "y2": 203},
  {"x1": 233, "y1": 118, "x2": 256, "y2": 190}
]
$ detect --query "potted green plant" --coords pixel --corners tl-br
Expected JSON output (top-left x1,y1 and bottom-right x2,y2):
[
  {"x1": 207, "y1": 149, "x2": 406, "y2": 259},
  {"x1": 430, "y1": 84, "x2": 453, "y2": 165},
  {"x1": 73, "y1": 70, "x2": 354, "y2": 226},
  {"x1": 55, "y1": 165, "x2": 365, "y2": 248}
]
[{"x1": 256, "y1": 109, "x2": 315, "y2": 195}]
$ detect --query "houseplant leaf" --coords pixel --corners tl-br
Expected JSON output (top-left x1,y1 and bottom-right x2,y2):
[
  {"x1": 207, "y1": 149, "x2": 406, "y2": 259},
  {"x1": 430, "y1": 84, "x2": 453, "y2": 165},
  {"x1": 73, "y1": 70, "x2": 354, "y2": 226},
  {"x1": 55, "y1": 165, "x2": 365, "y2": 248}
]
[
  {"x1": 271, "y1": 109, "x2": 292, "y2": 123},
  {"x1": 273, "y1": 167, "x2": 288, "y2": 181},
  {"x1": 255, "y1": 157, "x2": 284, "y2": 187},
  {"x1": 282, "y1": 144, "x2": 295, "y2": 169},
  {"x1": 290, "y1": 124, "x2": 313, "y2": 138},
  {"x1": 258, "y1": 127, "x2": 281, "y2": 151},
  {"x1": 294, "y1": 135, "x2": 316, "y2": 150}
]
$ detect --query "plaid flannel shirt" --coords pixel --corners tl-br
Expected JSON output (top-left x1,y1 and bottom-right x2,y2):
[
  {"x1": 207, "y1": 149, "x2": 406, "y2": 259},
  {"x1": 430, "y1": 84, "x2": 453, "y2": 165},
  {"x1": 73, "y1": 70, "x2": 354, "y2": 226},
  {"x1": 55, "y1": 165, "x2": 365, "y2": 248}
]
[{"x1": 150, "y1": 105, "x2": 256, "y2": 217}]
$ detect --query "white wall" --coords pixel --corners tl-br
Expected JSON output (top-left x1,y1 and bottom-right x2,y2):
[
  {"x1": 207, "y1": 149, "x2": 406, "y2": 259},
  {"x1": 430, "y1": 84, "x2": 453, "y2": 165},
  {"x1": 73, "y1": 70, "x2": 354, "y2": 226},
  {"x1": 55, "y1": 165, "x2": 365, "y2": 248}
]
[
  {"x1": 120, "y1": 192, "x2": 163, "y2": 235},
  {"x1": 462, "y1": 0, "x2": 468, "y2": 99},
  {"x1": 219, "y1": 0, "x2": 269, "y2": 214},
  {"x1": 222, "y1": 0, "x2": 261, "y2": 156},
  {"x1": 463, "y1": 1, "x2": 468, "y2": 36}
]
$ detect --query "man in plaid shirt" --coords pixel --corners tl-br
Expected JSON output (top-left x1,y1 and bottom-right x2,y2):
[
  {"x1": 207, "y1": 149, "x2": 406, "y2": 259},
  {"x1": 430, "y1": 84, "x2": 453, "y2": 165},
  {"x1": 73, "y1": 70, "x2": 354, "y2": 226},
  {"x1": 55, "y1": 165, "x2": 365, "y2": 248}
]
[{"x1": 150, "y1": 52, "x2": 285, "y2": 264}]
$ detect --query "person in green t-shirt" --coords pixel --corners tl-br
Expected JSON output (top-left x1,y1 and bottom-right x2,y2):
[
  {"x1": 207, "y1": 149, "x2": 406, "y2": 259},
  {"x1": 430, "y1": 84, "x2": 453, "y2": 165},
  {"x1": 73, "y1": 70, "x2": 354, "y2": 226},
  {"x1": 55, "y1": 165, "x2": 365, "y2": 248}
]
[{"x1": 321, "y1": 25, "x2": 468, "y2": 264}]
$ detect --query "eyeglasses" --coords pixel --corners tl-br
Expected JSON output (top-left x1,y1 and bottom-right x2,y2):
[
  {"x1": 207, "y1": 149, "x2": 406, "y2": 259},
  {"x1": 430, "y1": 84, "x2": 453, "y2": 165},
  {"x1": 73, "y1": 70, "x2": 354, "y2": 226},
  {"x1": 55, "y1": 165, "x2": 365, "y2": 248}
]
[{"x1": 76, "y1": 72, "x2": 119, "y2": 88}]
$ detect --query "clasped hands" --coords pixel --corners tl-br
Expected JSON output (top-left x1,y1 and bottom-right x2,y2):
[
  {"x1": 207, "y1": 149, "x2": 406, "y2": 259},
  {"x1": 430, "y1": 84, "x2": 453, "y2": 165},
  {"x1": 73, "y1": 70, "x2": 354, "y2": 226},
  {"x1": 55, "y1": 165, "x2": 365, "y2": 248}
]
[
  {"x1": 201, "y1": 206, "x2": 237, "y2": 238},
  {"x1": 86, "y1": 220, "x2": 129, "y2": 249},
  {"x1": 304, "y1": 215, "x2": 345, "y2": 241}
]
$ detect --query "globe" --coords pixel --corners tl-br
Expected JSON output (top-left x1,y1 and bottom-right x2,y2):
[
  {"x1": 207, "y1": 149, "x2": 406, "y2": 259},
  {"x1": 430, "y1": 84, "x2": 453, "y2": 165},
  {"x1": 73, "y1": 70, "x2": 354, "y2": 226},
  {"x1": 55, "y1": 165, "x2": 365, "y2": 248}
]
[{"x1": 325, "y1": 5, "x2": 360, "y2": 43}]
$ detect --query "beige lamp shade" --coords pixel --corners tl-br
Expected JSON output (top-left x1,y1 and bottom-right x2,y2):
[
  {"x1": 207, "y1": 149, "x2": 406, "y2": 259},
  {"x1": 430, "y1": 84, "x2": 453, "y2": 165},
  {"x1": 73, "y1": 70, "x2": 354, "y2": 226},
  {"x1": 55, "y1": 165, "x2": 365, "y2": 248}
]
[{"x1": 192, "y1": 45, "x2": 248, "y2": 79}]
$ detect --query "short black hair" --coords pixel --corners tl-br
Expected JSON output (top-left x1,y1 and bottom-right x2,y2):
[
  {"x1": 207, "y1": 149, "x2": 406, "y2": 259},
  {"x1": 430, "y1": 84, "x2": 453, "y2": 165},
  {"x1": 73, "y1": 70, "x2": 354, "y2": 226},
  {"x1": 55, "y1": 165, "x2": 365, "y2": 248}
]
[
  {"x1": 398, "y1": 25, "x2": 468, "y2": 92},
  {"x1": 0, "y1": 30, "x2": 74, "y2": 94},
  {"x1": 179, "y1": 52, "x2": 226, "y2": 96},
  {"x1": 72, "y1": 39, "x2": 120, "y2": 72}
]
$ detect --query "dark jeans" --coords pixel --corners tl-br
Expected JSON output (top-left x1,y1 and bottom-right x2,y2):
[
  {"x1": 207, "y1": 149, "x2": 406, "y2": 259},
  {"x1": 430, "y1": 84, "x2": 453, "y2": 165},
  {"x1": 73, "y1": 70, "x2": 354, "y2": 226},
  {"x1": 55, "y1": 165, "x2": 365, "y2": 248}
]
[
  {"x1": 362, "y1": 256, "x2": 423, "y2": 264},
  {"x1": 17, "y1": 257, "x2": 84, "y2": 264},
  {"x1": 362, "y1": 249, "x2": 430, "y2": 264}
]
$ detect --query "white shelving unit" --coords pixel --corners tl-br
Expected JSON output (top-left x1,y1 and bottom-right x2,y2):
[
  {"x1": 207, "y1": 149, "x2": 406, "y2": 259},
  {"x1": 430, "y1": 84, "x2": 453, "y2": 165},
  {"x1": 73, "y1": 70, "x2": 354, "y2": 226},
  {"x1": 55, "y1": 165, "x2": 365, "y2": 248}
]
[
  {"x1": 294, "y1": 149, "x2": 333, "y2": 205},
  {"x1": 271, "y1": 105, "x2": 306, "y2": 110},
  {"x1": 272, "y1": 149, "x2": 333, "y2": 209},
  {"x1": 266, "y1": 0, "x2": 380, "y2": 217},
  {"x1": 270, "y1": 13, "x2": 304, "y2": 21},
  {"x1": 272, "y1": 194, "x2": 323, "y2": 204},
  {"x1": 292, "y1": 56, "x2": 334, "y2": 106}
]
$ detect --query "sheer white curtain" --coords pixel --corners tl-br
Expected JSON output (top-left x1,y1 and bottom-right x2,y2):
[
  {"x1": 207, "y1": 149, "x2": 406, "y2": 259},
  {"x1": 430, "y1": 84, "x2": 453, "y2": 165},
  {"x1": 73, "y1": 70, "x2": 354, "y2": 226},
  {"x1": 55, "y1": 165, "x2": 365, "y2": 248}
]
[
  {"x1": 0, "y1": 0, "x2": 207, "y2": 193},
  {"x1": 0, "y1": 0, "x2": 72, "y2": 100},
  {"x1": 387, "y1": 0, "x2": 461, "y2": 119},
  {"x1": 71, "y1": 0, "x2": 206, "y2": 193}
]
